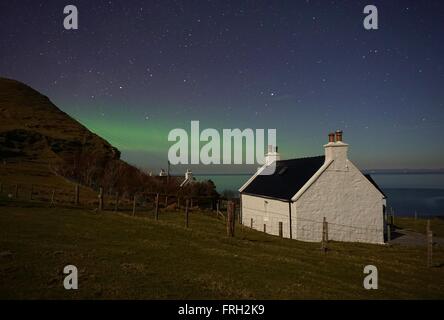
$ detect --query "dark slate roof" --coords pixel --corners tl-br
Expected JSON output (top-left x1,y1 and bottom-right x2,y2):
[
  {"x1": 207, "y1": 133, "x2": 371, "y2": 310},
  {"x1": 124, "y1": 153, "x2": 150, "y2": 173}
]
[
  {"x1": 242, "y1": 156, "x2": 325, "y2": 201},
  {"x1": 364, "y1": 174, "x2": 387, "y2": 198},
  {"x1": 241, "y1": 156, "x2": 387, "y2": 201}
]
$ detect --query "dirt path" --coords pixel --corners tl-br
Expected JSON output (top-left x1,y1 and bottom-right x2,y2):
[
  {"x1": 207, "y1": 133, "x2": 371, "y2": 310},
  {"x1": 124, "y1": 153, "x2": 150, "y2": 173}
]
[{"x1": 390, "y1": 229, "x2": 444, "y2": 246}]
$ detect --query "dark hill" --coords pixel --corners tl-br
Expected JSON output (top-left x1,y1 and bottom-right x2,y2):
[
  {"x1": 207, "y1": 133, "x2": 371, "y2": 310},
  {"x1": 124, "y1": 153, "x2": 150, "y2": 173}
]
[
  {"x1": 0, "y1": 78, "x2": 147, "y2": 193},
  {"x1": 0, "y1": 78, "x2": 120, "y2": 163}
]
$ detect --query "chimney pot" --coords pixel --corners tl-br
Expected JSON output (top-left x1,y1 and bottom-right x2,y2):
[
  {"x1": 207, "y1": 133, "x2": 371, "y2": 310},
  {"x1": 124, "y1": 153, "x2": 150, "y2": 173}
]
[
  {"x1": 328, "y1": 132, "x2": 335, "y2": 143},
  {"x1": 335, "y1": 130, "x2": 343, "y2": 142},
  {"x1": 265, "y1": 144, "x2": 280, "y2": 165}
]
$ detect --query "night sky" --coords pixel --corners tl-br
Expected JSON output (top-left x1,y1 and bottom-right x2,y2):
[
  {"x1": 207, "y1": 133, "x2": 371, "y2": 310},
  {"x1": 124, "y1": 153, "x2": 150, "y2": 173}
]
[{"x1": 1, "y1": 0, "x2": 443, "y2": 173}]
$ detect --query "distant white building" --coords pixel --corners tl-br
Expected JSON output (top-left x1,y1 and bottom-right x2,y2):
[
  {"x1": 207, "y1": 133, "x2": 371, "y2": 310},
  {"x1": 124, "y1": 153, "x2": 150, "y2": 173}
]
[
  {"x1": 239, "y1": 131, "x2": 387, "y2": 244},
  {"x1": 180, "y1": 169, "x2": 194, "y2": 187}
]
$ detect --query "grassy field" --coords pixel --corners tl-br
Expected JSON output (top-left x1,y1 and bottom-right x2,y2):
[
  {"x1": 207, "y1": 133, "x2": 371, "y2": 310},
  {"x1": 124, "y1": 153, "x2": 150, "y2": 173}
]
[{"x1": 0, "y1": 199, "x2": 443, "y2": 299}]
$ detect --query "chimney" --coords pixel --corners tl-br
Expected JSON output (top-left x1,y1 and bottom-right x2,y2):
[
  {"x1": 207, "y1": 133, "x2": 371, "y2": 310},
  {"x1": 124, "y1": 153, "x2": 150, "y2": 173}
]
[
  {"x1": 185, "y1": 169, "x2": 192, "y2": 181},
  {"x1": 265, "y1": 144, "x2": 280, "y2": 165},
  {"x1": 324, "y1": 130, "x2": 348, "y2": 170},
  {"x1": 335, "y1": 130, "x2": 343, "y2": 142}
]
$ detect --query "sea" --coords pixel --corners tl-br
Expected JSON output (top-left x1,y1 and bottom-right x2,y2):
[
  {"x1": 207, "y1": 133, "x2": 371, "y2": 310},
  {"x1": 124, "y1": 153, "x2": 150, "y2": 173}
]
[{"x1": 196, "y1": 173, "x2": 444, "y2": 217}]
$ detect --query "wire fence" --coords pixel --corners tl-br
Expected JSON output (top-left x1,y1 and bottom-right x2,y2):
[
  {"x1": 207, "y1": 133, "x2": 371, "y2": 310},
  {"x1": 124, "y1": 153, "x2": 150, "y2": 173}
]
[
  {"x1": 0, "y1": 180, "x2": 233, "y2": 215},
  {"x1": 1, "y1": 180, "x2": 440, "y2": 265},
  {"x1": 241, "y1": 204, "x2": 387, "y2": 244},
  {"x1": 0, "y1": 180, "x2": 395, "y2": 244}
]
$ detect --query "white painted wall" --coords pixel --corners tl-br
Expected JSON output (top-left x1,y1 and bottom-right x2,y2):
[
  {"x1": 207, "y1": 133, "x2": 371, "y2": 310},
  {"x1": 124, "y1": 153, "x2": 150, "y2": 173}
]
[
  {"x1": 241, "y1": 194, "x2": 291, "y2": 238},
  {"x1": 294, "y1": 160, "x2": 385, "y2": 244}
]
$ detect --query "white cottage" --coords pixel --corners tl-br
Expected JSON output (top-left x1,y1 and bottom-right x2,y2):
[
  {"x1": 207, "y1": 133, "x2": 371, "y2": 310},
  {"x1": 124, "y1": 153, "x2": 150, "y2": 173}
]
[{"x1": 239, "y1": 131, "x2": 387, "y2": 244}]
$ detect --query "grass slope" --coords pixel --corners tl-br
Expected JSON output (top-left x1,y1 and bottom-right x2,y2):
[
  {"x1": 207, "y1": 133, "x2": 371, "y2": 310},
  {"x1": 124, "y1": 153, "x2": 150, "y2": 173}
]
[{"x1": 0, "y1": 202, "x2": 443, "y2": 299}]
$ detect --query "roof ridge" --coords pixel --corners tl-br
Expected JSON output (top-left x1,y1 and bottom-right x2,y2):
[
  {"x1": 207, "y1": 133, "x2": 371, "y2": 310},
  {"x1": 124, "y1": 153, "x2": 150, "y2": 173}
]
[{"x1": 277, "y1": 155, "x2": 324, "y2": 163}]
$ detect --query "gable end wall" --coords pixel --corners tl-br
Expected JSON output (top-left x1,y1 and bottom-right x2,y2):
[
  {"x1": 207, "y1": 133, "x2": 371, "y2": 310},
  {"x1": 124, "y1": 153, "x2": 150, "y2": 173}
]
[{"x1": 293, "y1": 160, "x2": 385, "y2": 244}]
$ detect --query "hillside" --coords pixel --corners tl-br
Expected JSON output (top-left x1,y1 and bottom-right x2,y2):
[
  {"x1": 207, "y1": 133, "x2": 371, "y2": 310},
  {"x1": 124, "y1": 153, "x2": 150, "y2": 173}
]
[
  {"x1": 0, "y1": 77, "x2": 119, "y2": 166},
  {"x1": 0, "y1": 78, "x2": 150, "y2": 195}
]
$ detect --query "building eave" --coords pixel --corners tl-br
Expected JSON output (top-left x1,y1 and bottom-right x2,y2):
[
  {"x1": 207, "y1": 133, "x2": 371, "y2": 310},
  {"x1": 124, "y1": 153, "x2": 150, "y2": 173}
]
[
  {"x1": 290, "y1": 159, "x2": 334, "y2": 202},
  {"x1": 241, "y1": 192, "x2": 291, "y2": 203},
  {"x1": 238, "y1": 162, "x2": 272, "y2": 193}
]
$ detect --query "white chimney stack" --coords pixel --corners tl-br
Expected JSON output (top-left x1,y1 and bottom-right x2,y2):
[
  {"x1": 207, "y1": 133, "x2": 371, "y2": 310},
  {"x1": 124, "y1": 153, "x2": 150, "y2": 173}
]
[
  {"x1": 185, "y1": 169, "x2": 192, "y2": 180},
  {"x1": 265, "y1": 144, "x2": 280, "y2": 165},
  {"x1": 324, "y1": 130, "x2": 349, "y2": 170}
]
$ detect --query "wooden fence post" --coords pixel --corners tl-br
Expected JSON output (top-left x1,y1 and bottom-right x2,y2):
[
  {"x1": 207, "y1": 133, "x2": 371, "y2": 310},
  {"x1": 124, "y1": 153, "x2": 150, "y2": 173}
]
[
  {"x1": 155, "y1": 193, "x2": 159, "y2": 220},
  {"x1": 321, "y1": 217, "x2": 328, "y2": 252},
  {"x1": 98, "y1": 187, "x2": 103, "y2": 211},
  {"x1": 226, "y1": 201, "x2": 232, "y2": 236},
  {"x1": 165, "y1": 195, "x2": 168, "y2": 208},
  {"x1": 239, "y1": 196, "x2": 242, "y2": 225},
  {"x1": 132, "y1": 194, "x2": 136, "y2": 216},
  {"x1": 263, "y1": 224, "x2": 266, "y2": 233},
  {"x1": 190, "y1": 198, "x2": 193, "y2": 208},
  {"x1": 232, "y1": 201, "x2": 236, "y2": 236},
  {"x1": 185, "y1": 199, "x2": 189, "y2": 228},
  {"x1": 114, "y1": 192, "x2": 119, "y2": 212},
  {"x1": 414, "y1": 211, "x2": 417, "y2": 220},
  {"x1": 74, "y1": 184, "x2": 79, "y2": 205},
  {"x1": 50, "y1": 189, "x2": 55, "y2": 206},
  {"x1": 426, "y1": 220, "x2": 432, "y2": 267},
  {"x1": 279, "y1": 222, "x2": 283, "y2": 238},
  {"x1": 427, "y1": 224, "x2": 433, "y2": 268},
  {"x1": 227, "y1": 201, "x2": 235, "y2": 237},
  {"x1": 387, "y1": 224, "x2": 391, "y2": 242},
  {"x1": 325, "y1": 218, "x2": 329, "y2": 241},
  {"x1": 250, "y1": 218, "x2": 253, "y2": 228}
]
